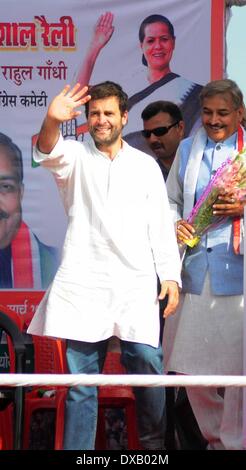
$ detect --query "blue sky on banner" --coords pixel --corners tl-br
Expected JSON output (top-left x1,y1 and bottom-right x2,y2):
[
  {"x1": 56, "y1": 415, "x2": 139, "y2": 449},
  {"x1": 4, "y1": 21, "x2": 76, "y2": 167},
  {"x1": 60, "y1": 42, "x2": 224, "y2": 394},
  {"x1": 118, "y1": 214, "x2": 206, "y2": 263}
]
[{"x1": 226, "y1": 6, "x2": 246, "y2": 98}]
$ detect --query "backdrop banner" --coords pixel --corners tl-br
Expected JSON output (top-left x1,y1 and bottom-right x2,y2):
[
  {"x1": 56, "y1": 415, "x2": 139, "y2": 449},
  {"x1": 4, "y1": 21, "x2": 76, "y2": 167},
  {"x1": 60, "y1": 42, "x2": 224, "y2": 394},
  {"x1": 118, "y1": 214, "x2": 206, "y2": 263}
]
[{"x1": 0, "y1": 0, "x2": 216, "y2": 275}]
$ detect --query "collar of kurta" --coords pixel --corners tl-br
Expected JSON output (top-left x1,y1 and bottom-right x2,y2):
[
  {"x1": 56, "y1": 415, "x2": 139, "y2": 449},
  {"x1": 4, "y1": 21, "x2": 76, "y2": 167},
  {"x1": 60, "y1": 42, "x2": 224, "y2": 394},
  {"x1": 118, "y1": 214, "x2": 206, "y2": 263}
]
[{"x1": 90, "y1": 139, "x2": 124, "y2": 161}]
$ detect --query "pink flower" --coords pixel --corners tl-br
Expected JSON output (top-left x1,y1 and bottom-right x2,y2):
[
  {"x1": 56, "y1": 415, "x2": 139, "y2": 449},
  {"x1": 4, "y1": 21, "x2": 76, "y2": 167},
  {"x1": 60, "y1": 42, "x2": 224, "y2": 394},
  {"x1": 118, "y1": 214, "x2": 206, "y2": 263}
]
[{"x1": 184, "y1": 148, "x2": 246, "y2": 248}]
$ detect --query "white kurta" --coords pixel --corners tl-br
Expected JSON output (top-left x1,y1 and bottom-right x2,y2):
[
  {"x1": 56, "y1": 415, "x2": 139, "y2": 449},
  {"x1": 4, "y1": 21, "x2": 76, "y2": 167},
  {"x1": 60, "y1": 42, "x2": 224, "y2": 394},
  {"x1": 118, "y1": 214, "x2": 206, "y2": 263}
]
[{"x1": 28, "y1": 136, "x2": 181, "y2": 347}]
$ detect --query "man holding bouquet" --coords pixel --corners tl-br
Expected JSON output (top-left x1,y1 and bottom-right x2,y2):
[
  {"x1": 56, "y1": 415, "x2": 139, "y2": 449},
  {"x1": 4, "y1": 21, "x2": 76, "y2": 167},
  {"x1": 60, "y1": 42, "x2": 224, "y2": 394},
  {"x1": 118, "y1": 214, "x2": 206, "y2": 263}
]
[{"x1": 164, "y1": 79, "x2": 246, "y2": 450}]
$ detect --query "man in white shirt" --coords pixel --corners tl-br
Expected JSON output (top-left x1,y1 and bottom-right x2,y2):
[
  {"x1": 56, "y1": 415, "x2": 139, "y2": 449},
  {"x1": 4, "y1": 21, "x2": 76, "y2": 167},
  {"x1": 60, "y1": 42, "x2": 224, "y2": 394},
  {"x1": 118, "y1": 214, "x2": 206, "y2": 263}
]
[{"x1": 28, "y1": 80, "x2": 181, "y2": 450}]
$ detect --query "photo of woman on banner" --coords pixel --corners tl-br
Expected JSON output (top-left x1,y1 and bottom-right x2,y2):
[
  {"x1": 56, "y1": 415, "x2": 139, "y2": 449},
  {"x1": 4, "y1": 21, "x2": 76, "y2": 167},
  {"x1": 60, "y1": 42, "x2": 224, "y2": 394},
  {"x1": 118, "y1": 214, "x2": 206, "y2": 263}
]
[
  {"x1": 0, "y1": 133, "x2": 59, "y2": 289},
  {"x1": 76, "y1": 12, "x2": 203, "y2": 154}
]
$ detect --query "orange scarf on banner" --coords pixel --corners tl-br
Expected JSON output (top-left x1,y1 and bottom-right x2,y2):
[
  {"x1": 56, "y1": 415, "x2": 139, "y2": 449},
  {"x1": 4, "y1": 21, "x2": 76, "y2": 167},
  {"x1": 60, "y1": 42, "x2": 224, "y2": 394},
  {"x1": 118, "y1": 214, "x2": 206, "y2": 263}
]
[
  {"x1": 11, "y1": 221, "x2": 34, "y2": 288},
  {"x1": 233, "y1": 126, "x2": 244, "y2": 255}
]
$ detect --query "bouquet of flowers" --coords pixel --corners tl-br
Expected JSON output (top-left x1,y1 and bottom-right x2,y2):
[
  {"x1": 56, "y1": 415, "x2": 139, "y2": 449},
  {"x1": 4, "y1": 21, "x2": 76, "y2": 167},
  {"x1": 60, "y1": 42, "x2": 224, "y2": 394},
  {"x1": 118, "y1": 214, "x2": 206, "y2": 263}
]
[{"x1": 184, "y1": 147, "x2": 246, "y2": 248}]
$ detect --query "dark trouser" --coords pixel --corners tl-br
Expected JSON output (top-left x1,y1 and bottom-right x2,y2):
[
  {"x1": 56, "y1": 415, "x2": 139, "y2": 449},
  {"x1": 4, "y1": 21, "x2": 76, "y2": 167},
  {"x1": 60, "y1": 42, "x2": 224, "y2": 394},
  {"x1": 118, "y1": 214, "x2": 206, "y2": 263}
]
[{"x1": 63, "y1": 338, "x2": 166, "y2": 450}]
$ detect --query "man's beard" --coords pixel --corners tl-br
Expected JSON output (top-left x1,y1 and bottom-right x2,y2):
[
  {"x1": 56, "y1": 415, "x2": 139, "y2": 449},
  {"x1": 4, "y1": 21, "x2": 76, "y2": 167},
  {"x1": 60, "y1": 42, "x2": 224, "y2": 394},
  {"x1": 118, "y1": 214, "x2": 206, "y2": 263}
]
[
  {"x1": 89, "y1": 126, "x2": 122, "y2": 147},
  {"x1": 150, "y1": 143, "x2": 167, "y2": 159}
]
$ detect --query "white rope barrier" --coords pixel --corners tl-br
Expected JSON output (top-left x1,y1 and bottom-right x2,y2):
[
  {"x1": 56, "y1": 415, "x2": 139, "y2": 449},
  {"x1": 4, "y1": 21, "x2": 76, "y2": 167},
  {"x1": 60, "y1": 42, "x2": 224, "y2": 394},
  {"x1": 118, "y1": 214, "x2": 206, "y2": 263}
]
[{"x1": 0, "y1": 373, "x2": 246, "y2": 388}]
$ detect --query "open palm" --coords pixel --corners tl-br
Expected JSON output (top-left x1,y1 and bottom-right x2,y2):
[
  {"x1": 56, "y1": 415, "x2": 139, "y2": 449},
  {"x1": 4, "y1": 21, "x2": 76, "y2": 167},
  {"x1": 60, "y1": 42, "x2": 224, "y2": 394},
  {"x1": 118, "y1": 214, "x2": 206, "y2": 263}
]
[
  {"x1": 47, "y1": 84, "x2": 91, "y2": 123},
  {"x1": 93, "y1": 12, "x2": 114, "y2": 49}
]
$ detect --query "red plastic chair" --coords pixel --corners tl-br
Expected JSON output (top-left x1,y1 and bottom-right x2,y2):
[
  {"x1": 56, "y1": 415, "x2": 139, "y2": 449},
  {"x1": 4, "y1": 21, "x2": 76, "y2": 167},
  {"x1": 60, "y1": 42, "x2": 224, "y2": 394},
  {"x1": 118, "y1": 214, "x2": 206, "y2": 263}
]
[
  {"x1": 30, "y1": 335, "x2": 67, "y2": 375},
  {"x1": 48, "y1": 350, "x2": 140, "y2": 450},
  {"x1": 0, "y1": 304, "x2": 25, "y2": 373},
  {"x1": 22, "y1": 340, "x2": 140, "y2": 450},
  {"x1": 96, "y1": 352, "x2": 140, "y2": 450},
  {"x1": 0, "y1": 307, "x2": 26, "y2": 450},
  {"x1": 23, "y1": 385, "x2": 66, "y2": 449},
  {"x1": 22, "y1": 335, "x2": 67, "y2": 449},
  {"x1": 0, "y1": 304, "x2": 66, "y2": 450}
]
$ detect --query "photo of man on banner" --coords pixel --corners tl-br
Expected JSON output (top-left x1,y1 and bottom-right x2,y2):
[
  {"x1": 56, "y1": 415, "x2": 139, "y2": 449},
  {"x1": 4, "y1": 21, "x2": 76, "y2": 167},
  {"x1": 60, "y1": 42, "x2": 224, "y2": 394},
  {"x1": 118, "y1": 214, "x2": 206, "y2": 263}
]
[{"x1": 0, "y1": 133, "x2": 59, "y2": 289}]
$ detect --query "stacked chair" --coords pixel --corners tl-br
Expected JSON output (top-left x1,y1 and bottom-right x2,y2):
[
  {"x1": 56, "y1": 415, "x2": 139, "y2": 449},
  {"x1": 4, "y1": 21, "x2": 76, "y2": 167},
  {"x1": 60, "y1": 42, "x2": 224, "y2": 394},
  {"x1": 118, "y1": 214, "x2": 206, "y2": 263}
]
[
  {"x1": 0, "y1": 306, "x2": 26, "y2": 449},
  {"x1": 0, "y1": 303, "x2": 140, "y2": 449}
]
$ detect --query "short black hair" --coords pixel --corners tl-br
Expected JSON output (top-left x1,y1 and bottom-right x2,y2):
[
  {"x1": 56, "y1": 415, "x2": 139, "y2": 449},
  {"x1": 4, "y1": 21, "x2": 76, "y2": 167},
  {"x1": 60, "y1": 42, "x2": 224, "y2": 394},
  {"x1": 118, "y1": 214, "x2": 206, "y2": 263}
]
[
  {"x1": 141, "y1": 100, "x2": 183, "y2": 123},
  {"x1": 0, "y1": 133, "x2": 23, "y2": 183},
  {"x1": 139, "y1": 15, "x2": 175, "y2": 66},
  {"x1": 85, "y1": 81, "x2": 128, "y2": 118}
]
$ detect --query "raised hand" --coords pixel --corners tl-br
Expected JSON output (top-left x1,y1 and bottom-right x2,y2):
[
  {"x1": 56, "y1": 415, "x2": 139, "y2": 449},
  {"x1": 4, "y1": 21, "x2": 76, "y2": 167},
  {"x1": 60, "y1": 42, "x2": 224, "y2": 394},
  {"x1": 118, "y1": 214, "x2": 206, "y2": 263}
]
[
  {"x1": 37, "y1": 84, "x2": 91, "y2": 154},
  {"x1": 91, "y1": 12, "x2": 114, "y2": 51},
  {"x1": 76, "y1": 12, "x2": 115, "y2": 87},
  {"x1": 47, "y1": 83, "x2": 91, "y2": 123}
]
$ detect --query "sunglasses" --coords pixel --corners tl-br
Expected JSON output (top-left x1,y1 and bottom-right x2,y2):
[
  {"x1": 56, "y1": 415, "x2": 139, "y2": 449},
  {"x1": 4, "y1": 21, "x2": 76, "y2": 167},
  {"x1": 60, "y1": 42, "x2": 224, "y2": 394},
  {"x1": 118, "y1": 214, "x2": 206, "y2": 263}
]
[{"x1": 141, "y1": 121, "x2": 179, "y2": 139}]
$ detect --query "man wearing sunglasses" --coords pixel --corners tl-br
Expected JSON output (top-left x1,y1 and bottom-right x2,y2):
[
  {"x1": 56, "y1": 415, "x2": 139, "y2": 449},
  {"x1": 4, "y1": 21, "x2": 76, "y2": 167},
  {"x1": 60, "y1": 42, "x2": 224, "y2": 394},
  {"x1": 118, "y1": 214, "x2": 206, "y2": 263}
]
[{"x1": 141, "y1": 101, "x2": 184, "y2": 181}]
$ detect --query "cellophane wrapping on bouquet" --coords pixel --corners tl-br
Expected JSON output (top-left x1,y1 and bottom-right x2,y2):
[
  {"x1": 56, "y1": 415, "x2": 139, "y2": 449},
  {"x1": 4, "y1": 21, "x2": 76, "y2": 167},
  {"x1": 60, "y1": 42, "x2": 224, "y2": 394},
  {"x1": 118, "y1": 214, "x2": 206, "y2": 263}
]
[{"x1": 184, "y1": 147, "x2": 246, "y2": 248}]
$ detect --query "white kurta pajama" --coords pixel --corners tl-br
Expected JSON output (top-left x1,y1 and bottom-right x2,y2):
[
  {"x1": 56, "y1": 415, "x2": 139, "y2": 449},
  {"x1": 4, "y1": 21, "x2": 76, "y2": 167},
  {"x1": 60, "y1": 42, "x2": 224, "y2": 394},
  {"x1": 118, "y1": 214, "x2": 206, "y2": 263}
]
[{"x1": 28, "y1": 135, "x2": 181, "y2": 348}]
